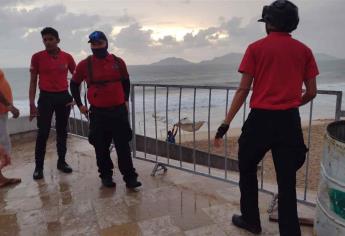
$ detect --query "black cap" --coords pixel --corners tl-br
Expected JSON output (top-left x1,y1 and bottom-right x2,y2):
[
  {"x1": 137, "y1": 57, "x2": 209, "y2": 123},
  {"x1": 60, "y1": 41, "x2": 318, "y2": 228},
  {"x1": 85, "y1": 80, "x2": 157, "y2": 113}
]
[
  {"x1": 258, "y1": 0, "x2": 299, "y2": 32},
  {"x1": 88, "y1": 31, "x2": 108, "y2": 43}
]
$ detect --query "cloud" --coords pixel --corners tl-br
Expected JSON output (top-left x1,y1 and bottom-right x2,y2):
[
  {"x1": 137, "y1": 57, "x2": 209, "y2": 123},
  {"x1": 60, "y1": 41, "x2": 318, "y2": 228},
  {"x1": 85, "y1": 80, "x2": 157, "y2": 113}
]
[
  {"x1": 180, "y1": 0, "x2": 191, "y2": 4},
  {"x1": 0, "y1": 0, "x2": 283, "y2": 67},
  {"x1": 0, "y1": 4, "x2": 101, "y2": 67},
  {"x1": 294, "y1": 1, "x2": 345, "y2": 57},
  {"x1": 158, "y1": 35, "x2": 179, "y2": 47},
  {"x1": 219, "y1": 17, "x2": 264, "y2": 48},
  {"x1": 183, "y1": 27, "x2": 219, "y2": 48},
  {"x1": 0, "y1": 4, "x2": 99, "y2": 35},
  {"x1": 0, "y1": 0, "x2": 344, "y2": 67},
  {"x1": 114, "y1": 23, "x2": 153, "y2": 52},
  {"x1": 107, "y1": 16, "x2": 265, "y2": 65},
  {"x1": 1, "y1": 0, "x2": 33, "y2": 6},
  {"x1": 117, "y1": 9, "x2": 136, "y2": 24},
  {"x1": 112, "y1": 17, "x2": 262, "y2": 53}
]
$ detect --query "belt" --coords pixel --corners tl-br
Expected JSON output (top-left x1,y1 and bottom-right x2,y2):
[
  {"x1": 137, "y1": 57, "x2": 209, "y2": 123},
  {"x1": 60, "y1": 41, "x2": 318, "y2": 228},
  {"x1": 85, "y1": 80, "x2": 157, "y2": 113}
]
[
  {"x1": 90, "y1": 104, "x2": 126, "y2": 112},
  {"x1": 40, "y1": 90, "x2": 69, "y2": 95}
]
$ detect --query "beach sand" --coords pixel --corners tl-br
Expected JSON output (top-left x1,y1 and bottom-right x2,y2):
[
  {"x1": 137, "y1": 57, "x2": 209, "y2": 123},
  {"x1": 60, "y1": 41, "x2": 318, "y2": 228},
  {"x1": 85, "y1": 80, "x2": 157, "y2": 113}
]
[{"x1": 181, "y1": 120, "x2": 332, "y2": 192}]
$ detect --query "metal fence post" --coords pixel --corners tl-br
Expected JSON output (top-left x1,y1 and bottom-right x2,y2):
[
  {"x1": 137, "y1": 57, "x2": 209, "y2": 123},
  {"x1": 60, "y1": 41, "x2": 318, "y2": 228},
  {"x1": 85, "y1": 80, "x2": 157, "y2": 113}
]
[
  {"x1": 335, "y1": 91, "x2": 343, "y2": 120},
  {"x1": 131, "y1": 84, "x2": 136, "y2": 159},
  {"x1": 304, "y1": 100, "x2": 314, "y2": 201}
]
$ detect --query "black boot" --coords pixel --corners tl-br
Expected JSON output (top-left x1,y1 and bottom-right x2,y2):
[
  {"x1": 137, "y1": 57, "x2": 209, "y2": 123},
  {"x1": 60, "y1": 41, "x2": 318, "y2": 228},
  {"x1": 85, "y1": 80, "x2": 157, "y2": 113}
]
[
  {"x1": 232, "y1": 214, "x2": 262, "y2": 234},
  {"x1": 125, "y1": 176, "x2": 142, "y2": 189},
  {"x1": 57, "y1": 160, "x2": 73, "y2": 173},
  {"x1": 102, "y1": 178, "x2": 116, "y2": 188},
  {"x1": 33, "y1": 167, "x2": 43, "y2": 180}
]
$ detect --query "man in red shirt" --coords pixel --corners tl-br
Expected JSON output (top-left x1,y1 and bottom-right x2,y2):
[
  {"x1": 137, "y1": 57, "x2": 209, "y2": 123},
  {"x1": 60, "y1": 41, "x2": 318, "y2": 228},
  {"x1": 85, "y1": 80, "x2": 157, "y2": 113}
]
[
  {"x1": 70, "y1": 31, "x2": 141, "y2": 189},
  {"x1": 214, "y1": 1, "x2": 318, "y2": 235},
  {"x1": 29, "y1": 27, "x2": 76, "y2": 180}
]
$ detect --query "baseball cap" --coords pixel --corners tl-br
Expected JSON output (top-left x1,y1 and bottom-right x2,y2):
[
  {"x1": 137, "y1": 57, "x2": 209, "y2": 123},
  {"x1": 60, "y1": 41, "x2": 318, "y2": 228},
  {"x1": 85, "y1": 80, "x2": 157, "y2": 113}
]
[{"x1": 88, "y1": 31, "x2": 108, "y2": 43}]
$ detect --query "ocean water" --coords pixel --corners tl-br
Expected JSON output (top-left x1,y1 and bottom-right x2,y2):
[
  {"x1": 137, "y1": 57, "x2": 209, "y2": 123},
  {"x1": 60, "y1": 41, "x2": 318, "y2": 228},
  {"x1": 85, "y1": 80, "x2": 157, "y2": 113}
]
[
  {"x1": 2, "y1": 64, "x2": 239, "y2": 111},
  {"x1": 2, "y1": 62, "x2": 345, "y2": 136}
]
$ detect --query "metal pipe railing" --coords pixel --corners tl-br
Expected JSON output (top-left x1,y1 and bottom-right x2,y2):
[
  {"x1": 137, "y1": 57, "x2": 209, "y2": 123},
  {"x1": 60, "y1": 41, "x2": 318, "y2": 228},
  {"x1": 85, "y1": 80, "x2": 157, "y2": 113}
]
[
  {"x1": 66, "y1": 82, "x2": 343, "y2": 207},
  {"x1": 129, "y1": 83, "x2": 343, "y2": 205}
]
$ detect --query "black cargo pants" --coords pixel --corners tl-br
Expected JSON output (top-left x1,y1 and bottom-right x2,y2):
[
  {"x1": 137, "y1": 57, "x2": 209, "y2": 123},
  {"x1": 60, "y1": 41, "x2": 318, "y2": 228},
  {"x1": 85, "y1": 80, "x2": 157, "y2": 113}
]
[
  {"x1": 238, "y1": 108, "x2": 308, "y2": 236},
  {"x1": 88, "y1": 104, "x2": 138, "y2": 181}
]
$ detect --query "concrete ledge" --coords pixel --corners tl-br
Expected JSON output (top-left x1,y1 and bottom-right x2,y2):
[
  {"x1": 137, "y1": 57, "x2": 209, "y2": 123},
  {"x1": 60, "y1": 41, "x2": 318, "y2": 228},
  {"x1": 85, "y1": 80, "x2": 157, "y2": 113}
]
[
  {"x1": 10, "y1": 130, "x2": 37, "y2": 143},
  {"x1": 67, "y1": 117, "x2": 239, "y2": 172},
  {"x1": 135, "y1": 135, "x2": 239, "y2": 172},
  {"x1": 7, "y1": 116, "x2": 37, "y2": 135}
]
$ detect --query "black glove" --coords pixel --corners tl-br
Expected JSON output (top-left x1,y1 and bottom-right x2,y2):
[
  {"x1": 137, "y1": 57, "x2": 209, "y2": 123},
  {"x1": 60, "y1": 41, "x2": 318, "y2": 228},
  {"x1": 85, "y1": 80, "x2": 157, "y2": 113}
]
[{"x1": 215, "y1": 123, "x2": 229, "y2": 139}]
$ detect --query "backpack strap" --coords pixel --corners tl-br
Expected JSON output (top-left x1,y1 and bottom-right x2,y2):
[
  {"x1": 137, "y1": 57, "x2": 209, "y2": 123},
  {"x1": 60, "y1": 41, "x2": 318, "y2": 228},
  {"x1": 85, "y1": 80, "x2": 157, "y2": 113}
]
[
  {"x1": 87, "y1": 55, "x2": 123, "y2": 86},
  {"x1": 86, "y1": 55, "x2": 93, "y2": 87},
  {"x1": 112, "y1": 54, "x2": 130, "y2": 102},
  {"x1": 112, "y1": 54, "x2": 127, "y2": 82},
  {"x1": 86, "y1": 54, "x2": 130, "y2": 101}
]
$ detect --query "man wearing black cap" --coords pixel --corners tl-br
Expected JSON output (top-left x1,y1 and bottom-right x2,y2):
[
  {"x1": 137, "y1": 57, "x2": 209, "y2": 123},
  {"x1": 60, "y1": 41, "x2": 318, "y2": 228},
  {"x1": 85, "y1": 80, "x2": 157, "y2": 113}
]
[
  {"x1": 214, "y1": 1, "x2": 318, "y2": 235},
  {"x1": 70, "y1": 31, "x2": 141, "y2": 189}
]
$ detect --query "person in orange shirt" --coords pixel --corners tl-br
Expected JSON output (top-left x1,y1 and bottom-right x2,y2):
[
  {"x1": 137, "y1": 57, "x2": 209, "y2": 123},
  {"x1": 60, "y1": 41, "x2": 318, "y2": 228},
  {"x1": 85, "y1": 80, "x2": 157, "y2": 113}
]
[{"x1": 0, "y1": 69, "x2": 21, "y2": 188}]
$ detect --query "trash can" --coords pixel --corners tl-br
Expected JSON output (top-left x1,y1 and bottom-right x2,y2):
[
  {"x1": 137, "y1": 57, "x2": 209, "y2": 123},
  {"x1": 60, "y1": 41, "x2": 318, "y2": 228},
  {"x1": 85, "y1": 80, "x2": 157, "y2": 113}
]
[{"x1": 315, "y1": 121, "x2": 345, "y2": 236}]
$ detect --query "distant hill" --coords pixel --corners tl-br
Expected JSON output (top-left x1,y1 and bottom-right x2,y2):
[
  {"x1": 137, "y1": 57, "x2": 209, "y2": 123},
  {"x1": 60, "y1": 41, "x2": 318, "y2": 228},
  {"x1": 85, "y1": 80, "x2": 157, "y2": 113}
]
[
  {"x1": 151, "y1": 57, "x2": 194, "y2": 66},
  {"x1": 201, "y1": 52, "x2": 342, "y2": 65},
  {"x1": 150, "y1": 52, "x2": 342, "y2": 66},
  {"x1": 315, "y1": 53, "x2": 340, "y2": 61},
  {"x1": 199, "y1": 53, "x2": 243, "y2": 65}
]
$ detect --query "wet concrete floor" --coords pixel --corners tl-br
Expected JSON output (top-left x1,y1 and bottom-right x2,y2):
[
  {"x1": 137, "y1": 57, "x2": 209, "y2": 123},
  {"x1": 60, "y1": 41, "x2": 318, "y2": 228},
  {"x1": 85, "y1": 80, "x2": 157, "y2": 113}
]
[{"x1": 0, "y1": 134, "x2": 315, "y2": 235}]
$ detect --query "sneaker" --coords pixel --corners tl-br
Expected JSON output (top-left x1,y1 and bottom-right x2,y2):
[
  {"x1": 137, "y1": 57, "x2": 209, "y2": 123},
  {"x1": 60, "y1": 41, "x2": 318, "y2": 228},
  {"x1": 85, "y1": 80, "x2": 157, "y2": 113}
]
[
  {"x1": 125, "y1": 178, "x2": 142, "y2": 189},
  {"x1": 57, "y1": 161, "x2": 73, "y2": 174},
  {"x1": 102, "y1": 178, "x2": 116, "y2": 188},
  {"x1": 232, "y1": 214, "x2": 262, "y2": 234},
  {"x1": 33, "y1": 168, "x2": 43, "y2": 180}
]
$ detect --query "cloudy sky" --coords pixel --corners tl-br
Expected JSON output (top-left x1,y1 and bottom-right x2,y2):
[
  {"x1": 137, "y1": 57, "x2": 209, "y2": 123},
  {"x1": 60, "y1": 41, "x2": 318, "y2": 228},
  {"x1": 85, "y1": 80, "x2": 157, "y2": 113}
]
[{"x1": 0, "y1": 0, "x2": 344, "y2": 67}]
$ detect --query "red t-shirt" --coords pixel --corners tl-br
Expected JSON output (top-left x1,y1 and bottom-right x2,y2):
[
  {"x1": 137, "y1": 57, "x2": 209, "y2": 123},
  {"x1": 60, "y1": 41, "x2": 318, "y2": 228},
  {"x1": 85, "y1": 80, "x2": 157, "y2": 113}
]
[
  {"x1": 239, "y1": 32, "x2": 319, "y2": 110},
  {"x1": 30, "y1": 49, "x2": 76, "y2": 92},
  {"x1": 72, "y1": 54, "x2": 129, "y2": 107}
]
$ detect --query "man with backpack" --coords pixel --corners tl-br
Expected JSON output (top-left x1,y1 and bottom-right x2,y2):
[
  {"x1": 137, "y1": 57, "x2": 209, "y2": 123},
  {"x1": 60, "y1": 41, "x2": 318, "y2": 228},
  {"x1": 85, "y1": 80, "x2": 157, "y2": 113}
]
[
  {"x1": 70, "y1": 31, "x2": 141, "y2": 189},
  {"x1": 214, "y1": 1, "x2": 318, "y2": 235}
]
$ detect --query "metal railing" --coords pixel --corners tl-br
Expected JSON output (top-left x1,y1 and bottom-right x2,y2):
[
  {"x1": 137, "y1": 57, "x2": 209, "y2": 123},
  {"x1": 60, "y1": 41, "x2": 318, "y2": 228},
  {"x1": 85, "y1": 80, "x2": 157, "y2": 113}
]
[
  {"x1": 129, "y1": 83, "x2": 344, "y2": 206},
  {"x1": 66, "y1": 82, "x2": 343, "y2": 208}
]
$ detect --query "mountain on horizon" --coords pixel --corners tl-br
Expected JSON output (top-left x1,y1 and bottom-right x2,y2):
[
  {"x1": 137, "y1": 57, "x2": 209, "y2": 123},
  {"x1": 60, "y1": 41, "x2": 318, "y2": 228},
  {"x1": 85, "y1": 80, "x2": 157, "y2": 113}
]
[
  {"x1": 199, "y1": 53, "x2": 243, "y2": 65},
  {"x1": 150, "y1": 53, "x2": 242, "y2": 66},
  {"x1": 315, "y1": 53, "x2": 340, "y2": 61},
  {"x1": 150, "y1": 57, "x2": 194, "y2": 66},
  {"x1": 150, "y1": 52, "x2": 343, "y2": 66}
]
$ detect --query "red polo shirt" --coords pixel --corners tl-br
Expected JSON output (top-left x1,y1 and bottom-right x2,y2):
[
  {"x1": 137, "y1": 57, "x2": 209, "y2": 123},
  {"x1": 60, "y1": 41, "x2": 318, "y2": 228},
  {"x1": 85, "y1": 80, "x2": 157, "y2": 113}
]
[
  {"x1": 239, "y1": 32, "x2": 319, "y2": 110},
  {"x1": 72, "y1": 54, "x2": 129, "y2": 107},
  {"x1": 30, "y1": 49, "x2": 76, "y2": 92}
]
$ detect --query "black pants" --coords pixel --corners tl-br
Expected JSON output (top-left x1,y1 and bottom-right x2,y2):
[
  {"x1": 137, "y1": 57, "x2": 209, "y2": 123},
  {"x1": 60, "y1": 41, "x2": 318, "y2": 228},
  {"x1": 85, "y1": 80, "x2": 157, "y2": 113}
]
[
  {"x1": 88, "y1": 104, "x2": 137, "y2": 181},
  {"x1": 35, "y1": 91, "x2": 72, "y2": 169},
  {"x1": 238, "y1": 108, "x2": 307, "y2": 236}
]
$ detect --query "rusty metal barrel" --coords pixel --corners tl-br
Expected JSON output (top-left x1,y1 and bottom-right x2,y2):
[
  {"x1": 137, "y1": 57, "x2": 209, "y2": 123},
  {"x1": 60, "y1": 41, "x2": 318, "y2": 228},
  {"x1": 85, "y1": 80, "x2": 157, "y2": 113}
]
[{"x1": 315, "y1": 121, "x2": 345, "y2": 235}]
